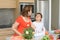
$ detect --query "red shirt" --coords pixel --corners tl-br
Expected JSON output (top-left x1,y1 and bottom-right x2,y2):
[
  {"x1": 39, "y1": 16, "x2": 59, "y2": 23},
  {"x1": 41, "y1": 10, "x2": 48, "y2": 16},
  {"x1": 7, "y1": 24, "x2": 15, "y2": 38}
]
[{"x1": 14, "y1": 16, "x2": 31, "y2": 36}]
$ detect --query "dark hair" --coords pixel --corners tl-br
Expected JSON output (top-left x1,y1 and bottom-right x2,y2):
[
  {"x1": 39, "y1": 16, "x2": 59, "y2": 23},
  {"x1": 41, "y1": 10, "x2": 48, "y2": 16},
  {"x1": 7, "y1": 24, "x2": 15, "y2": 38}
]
[
  {"x1": 35, "y1": 13, "x2": 42, "y2": 18},
  {"x1": 21, "y1": 5, "x2": 32, "y2": 17}
]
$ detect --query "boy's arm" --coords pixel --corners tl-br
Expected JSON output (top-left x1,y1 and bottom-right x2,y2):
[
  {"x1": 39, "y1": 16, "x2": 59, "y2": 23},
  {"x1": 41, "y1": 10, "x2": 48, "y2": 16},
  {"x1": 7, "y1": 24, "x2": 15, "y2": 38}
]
[
  {"x1": 42, "y1": 26, "x2": 45, "y2": 33},
  {"x1": 42, "y1": 26, "x2": 49, "y2": 35}
]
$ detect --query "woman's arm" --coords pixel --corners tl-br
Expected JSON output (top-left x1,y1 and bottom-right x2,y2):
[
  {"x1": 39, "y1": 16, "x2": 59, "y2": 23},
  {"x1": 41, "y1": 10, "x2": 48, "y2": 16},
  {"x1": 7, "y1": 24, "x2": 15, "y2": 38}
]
[
  {"x1": 31, "y1": 22, "x2": 35, "y2": 30},
  {"x1": 12, "y1": 22, "x2": 22, "y2": 36}
]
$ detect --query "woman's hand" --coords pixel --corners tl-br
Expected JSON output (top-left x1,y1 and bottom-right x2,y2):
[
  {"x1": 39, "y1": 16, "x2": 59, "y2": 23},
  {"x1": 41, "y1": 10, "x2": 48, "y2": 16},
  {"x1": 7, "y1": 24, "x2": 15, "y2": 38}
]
[{"x1": 31, "y1": 22, "x2": 36, "y2": 30}]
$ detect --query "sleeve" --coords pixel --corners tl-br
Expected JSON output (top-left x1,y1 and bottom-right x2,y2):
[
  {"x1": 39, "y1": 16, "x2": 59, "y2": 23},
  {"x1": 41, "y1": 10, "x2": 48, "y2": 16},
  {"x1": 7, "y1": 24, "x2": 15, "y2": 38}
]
[{"x1": 15, "y1": 16, "x2": 21, "y2": 23}]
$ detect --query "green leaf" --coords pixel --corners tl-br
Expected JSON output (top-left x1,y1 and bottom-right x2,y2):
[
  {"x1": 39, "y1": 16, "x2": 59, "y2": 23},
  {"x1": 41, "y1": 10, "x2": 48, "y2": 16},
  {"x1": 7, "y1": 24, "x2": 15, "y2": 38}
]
[{"x1": 23, "y1": 27, "x2": 34, "y2": 39}]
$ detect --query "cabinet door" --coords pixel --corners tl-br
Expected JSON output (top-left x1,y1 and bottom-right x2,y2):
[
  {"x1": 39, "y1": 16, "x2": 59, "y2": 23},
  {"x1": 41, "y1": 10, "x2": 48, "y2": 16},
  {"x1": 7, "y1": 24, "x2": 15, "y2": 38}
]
[{"x1": 0, "y1": 0, "x2": 16, "y2": 8}]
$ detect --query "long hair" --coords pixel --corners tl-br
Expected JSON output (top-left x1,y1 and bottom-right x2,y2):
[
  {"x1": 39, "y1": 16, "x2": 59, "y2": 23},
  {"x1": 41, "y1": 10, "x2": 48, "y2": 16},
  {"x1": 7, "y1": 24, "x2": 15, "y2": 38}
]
[{"x1": 21, "y1": 5, "x2": 32, "y2": 17}]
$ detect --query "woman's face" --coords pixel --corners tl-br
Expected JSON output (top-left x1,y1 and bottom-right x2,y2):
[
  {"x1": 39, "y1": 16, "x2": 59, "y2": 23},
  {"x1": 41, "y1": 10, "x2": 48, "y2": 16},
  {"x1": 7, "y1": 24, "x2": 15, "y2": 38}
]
[
  {"x1": 28, "y1": 10, "x2": 32, "y2": 16},
  {"x1": 35, "y1": 14, "x2": 42, "y2": 21}
]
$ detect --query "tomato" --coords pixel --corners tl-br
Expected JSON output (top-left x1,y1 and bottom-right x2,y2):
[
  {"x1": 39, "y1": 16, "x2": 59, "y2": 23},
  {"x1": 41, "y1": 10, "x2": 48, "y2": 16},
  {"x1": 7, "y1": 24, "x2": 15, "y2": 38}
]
[{"x1": 55, "y1": 30, "x2": 60, "y2": 34}]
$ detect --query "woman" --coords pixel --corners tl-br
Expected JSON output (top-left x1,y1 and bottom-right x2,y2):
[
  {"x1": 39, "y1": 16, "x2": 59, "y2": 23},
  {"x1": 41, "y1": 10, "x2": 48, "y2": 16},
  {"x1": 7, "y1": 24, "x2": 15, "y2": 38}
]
[{"x1": 11, "y1": 5, "x2": 35, "y2": 40}]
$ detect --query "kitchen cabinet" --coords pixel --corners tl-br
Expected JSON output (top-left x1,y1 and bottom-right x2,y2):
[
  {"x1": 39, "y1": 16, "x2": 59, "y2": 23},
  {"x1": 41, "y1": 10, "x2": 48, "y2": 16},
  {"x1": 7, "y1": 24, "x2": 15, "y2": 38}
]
[
  {"x1": 19, "y1": 0, "x2": 34, "y2": 3},
  {"x1": 0, "y1": 0, "x2": 16, "y2": 8}
]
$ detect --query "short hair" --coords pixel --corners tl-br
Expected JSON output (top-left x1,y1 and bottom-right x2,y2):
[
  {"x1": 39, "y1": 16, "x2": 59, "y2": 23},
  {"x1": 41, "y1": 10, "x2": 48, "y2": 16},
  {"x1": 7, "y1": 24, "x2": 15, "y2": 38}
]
[
  {"x1": 21, "y1": 5, "x2": 32, "y2": 17},
  {"x1": 35, "y1": 13, "x2": 43, "y2": 18}
]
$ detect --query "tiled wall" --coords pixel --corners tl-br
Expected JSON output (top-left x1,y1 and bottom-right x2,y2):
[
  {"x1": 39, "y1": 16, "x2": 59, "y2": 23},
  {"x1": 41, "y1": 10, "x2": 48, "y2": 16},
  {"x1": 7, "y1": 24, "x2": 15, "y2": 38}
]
[{"x1": 0, "y1": 9, "x2": 15, "y2": 28}]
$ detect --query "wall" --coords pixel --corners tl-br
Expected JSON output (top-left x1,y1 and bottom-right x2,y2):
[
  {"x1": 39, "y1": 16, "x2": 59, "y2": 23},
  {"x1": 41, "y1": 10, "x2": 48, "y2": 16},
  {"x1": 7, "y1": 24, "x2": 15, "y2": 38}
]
[{"x1": 51, "y1": 0, "x2": 59, "y2": 30}]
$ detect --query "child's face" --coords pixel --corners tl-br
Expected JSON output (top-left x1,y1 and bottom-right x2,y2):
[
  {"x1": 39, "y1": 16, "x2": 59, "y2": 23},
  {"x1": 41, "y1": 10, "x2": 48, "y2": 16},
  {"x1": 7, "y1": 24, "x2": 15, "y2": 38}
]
[{"x1": 35, "y1": 14, "x2": 42, "y2": 21}]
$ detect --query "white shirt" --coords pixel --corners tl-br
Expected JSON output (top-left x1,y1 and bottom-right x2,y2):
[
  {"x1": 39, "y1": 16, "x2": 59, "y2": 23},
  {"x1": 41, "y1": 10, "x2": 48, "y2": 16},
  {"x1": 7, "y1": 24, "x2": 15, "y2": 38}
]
[{"x1": 33, "y1": 21, "x2": 45, "y2": 37}]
